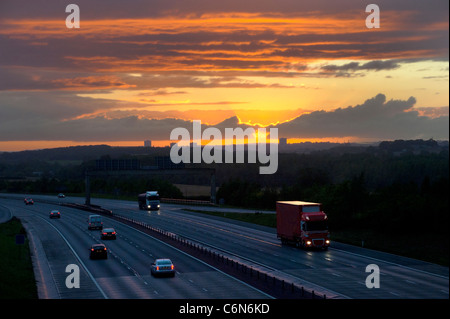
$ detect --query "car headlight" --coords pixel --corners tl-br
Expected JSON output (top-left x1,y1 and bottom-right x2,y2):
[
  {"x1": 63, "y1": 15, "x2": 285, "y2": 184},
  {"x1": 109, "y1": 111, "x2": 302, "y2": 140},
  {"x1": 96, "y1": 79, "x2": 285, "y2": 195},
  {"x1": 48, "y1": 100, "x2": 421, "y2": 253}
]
[
  {"x1": 306, "y1": 241, "x2": 312, "y2": 245},
  {"x1": 325, "y1": 240, "x2": 330, "y2": 244}
]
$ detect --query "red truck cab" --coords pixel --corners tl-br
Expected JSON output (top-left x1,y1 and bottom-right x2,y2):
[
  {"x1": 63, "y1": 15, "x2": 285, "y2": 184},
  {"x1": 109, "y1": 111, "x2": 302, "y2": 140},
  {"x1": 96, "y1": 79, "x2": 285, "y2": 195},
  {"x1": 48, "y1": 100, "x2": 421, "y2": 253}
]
[{"x1": 276, "y1": 201, "x2": 330, "y2": 250}]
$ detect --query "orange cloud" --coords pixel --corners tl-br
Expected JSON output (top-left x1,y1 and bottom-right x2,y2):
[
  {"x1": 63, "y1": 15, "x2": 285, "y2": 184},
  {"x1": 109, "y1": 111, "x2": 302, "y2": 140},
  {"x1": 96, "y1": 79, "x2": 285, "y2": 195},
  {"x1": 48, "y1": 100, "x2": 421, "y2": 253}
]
[
  {"x1": 51, "y1": 76, "x2": 135, "y2": 90},
  {"x1": 2, "y1": 9, "x2": 444, "y2": 74}
]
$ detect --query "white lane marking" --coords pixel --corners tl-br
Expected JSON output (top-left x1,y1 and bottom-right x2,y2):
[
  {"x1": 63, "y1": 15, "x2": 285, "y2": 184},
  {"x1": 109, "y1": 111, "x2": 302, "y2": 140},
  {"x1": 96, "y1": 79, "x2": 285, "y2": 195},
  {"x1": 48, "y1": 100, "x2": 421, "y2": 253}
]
[
  {"x1": 330, "y1": 247, "x2": 449, "y2": 280},
  {"x1": 34, "y1": 215, "x2": 109, "y2": 299},
  {"x1": 115, "y1": 220, "x2": 275, "y2": 299}
]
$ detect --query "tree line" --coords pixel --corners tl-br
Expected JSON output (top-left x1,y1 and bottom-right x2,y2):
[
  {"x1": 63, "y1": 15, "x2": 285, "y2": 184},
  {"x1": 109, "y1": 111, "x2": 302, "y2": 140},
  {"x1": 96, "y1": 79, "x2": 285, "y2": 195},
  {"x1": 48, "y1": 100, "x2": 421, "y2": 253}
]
[
  {"x1": 216, "y1": 148, "x2": 448, "y2": 236},
  {"x1": 1, "y1": 139, "x2": 448, "y2": 236}
]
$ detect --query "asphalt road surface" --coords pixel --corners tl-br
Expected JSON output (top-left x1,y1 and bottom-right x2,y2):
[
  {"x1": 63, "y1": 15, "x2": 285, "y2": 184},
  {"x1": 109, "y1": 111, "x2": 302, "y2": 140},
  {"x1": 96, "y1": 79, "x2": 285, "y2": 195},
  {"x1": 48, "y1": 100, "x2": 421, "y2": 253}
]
[
  {"x1": 0, "y1": 196, "x2": 272, "y2": 299},
  {"x1": 1, "y1": 194, "x2": 448, "y2": 299}
]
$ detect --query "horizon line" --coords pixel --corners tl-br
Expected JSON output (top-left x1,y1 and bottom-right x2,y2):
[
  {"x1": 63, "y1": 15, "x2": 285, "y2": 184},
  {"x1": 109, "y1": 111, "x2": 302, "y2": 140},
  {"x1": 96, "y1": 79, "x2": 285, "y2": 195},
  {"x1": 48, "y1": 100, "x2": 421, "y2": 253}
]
[{"x1": 1, "y1": 138, "x2": 448, "y2": 153}]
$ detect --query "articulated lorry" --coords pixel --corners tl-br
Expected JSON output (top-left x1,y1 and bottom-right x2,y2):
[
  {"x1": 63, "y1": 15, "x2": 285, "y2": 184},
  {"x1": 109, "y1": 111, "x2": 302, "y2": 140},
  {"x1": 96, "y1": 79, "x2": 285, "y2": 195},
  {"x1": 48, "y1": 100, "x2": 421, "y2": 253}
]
[
  {"x1": 276, "y1": 201, "x2": 330, "y2": 249},
  {"x1": 138, "y1": 191, "x2": 160, "y2": 210}
]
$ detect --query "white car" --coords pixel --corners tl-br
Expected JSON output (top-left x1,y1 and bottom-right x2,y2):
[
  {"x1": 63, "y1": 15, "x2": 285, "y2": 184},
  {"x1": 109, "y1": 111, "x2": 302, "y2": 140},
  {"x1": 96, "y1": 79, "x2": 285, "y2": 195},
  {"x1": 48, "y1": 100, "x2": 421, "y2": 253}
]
[{"x1": 151, "y1": 259, "x2": 175, "y2": 277}]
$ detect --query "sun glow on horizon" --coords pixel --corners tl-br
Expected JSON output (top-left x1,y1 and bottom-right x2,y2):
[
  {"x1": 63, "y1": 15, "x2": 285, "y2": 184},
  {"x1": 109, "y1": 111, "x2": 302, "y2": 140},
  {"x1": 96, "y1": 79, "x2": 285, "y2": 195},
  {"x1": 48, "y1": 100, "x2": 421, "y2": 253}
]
[{"x1": 0, "y1": 2, "x2": 447, "y2": 151}]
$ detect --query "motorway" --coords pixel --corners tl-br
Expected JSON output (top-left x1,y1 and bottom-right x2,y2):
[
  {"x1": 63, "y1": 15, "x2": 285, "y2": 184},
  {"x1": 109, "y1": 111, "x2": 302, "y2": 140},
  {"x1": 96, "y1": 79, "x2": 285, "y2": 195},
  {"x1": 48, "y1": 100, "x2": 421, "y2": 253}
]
[
  {"x1": 0, "y1": 196, "x2": 272, "y2": 299},
  {"x1": 0, "y1": 194, "x2": 449, "y2": 299}
]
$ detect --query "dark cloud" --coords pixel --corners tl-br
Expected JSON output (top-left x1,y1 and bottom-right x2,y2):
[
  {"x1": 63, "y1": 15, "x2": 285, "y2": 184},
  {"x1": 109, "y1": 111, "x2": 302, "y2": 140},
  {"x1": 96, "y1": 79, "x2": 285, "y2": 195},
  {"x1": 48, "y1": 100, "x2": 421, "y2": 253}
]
[
  {"x1": 0, "y1": 66, "x2": 293, "y2": 92},
  {"x1": 413, "y1": 106, "x2": 449, "y2": 118},
  {"x1": 0, "y1": 92, "x2": 447, "y2": 142},
  {"x1": 0, "y1": 91, "x2": 144, "y2": 122},
  {"x1": 122, "y1": 74, "x2": 295, "y2": 90},
  {"x1": 322, "y1": 60, "x2": 400, "y2": 72},
  {"x1": 1, "y1": 0, "x2": 447, "y2": 21},
  {"x1": 0, "y1": 109, "x2": 192, "y2": 142},
  {"x1": 320, "y1": 60, "x2": 402, "y2": 77},
  {"x1": 137, "y1": 90, "x2": 188, "y2": 96},
  {"x1": 0, "y1": 67, "x2": 134, "y2": 91},
  {"x1": 276, "y1": 94, "x2": 449, "y2": 140},
  {"x1": 1, "y1": 27, "x2": 447, "y2": 73},
  {"x1": 0, "y1": 0, "x2": 447, "y2": 75}
]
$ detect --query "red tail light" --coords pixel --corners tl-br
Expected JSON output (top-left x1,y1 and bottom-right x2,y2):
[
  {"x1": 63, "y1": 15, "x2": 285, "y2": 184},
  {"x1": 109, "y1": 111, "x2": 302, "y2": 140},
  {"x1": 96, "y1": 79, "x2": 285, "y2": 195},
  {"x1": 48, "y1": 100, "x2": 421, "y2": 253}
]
[
  {"x1": 156, "y1": 266, "x2": 159, "y2": 271},
  {"x1": 171, "y1": 265, "x2": 174, "y2": 270}
]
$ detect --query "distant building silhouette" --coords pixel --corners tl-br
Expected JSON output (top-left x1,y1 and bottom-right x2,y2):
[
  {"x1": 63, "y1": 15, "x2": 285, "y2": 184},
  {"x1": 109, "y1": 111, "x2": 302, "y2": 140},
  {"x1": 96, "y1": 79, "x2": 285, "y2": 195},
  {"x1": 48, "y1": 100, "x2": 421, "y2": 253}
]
[{"x1": 144, "y1": 140, "x2": 152, "y2": 147}]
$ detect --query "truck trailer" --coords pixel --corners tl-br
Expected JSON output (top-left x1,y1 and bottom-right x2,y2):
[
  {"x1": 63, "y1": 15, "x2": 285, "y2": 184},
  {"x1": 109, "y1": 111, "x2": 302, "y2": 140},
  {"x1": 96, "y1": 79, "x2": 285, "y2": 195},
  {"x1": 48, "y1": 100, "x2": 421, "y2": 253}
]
[
  {"x1": 138, "y1": 191, "x2": 160, "y2": 210},
  {"x1": 276, "y1": 201, "x2": 330, "y2": 249}
]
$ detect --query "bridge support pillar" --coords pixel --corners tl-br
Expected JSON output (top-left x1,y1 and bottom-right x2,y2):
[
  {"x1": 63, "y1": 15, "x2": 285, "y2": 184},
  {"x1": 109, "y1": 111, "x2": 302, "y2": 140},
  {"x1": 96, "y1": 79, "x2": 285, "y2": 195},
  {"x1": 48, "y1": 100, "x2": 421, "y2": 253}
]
[{"x1": 85, "y1": 171, "x2": 91, "y2": 206}]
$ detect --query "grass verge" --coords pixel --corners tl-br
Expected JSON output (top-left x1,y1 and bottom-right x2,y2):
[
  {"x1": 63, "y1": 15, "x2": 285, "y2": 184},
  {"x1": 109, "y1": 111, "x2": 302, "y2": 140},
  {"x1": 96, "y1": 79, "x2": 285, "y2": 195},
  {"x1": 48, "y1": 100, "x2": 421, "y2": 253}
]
[{"x1": 0, "y1": 217, "x2": 38, "y2": 299}]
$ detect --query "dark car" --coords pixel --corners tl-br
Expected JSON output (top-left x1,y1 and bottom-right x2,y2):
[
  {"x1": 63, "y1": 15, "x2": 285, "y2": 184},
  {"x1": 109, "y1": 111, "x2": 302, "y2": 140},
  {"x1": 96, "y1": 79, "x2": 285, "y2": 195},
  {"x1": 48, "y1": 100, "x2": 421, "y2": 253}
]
[
  {"x1": 151, "y1": 259, "x2": 175, "y2": 277},
  {"x1": 101, "y1": 228, "x2": 117, "y2": 240},
  {"x1": 24, "y1": 198, "x2": 34, "y2": 205},
  {"x1": 49, "y1": 210, "x2": 61, "y2": 218},
  {"x1": 57, "y1": 193, "x2": 65, "y2": 198},
  {"x1": 90, "y1": 244, "x2": 108, "y2": 259}
]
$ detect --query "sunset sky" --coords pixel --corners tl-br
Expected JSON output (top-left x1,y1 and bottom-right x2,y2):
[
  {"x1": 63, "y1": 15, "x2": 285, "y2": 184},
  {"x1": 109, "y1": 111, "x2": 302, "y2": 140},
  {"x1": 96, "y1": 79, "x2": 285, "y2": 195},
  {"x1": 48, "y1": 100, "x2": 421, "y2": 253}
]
[{"x1": 0, "y1": 0, "x2": 448, "y2": 151}]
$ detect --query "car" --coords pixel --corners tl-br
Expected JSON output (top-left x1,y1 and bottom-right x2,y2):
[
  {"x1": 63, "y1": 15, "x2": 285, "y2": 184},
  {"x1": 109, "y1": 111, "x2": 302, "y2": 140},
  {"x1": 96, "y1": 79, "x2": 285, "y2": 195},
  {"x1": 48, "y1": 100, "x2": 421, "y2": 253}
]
[
  {"x1": 89, "y1": 244, "x2": 108, "y2": 259},
  {"x1": 151, "y1": 259, "x2": 175, "y2": 277},
  {"x1": 49, "y1": 210, "x2": 61, "y2": 218},
  {"x1": 24, "y1": 198, "x2": 34, "y2": 205},
  {"x1": 101, "y1": 228, "x2": 116, "y2": 240},
  {"x1": 57, "y1": 193, "x2": 65, "y2": 198}
]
